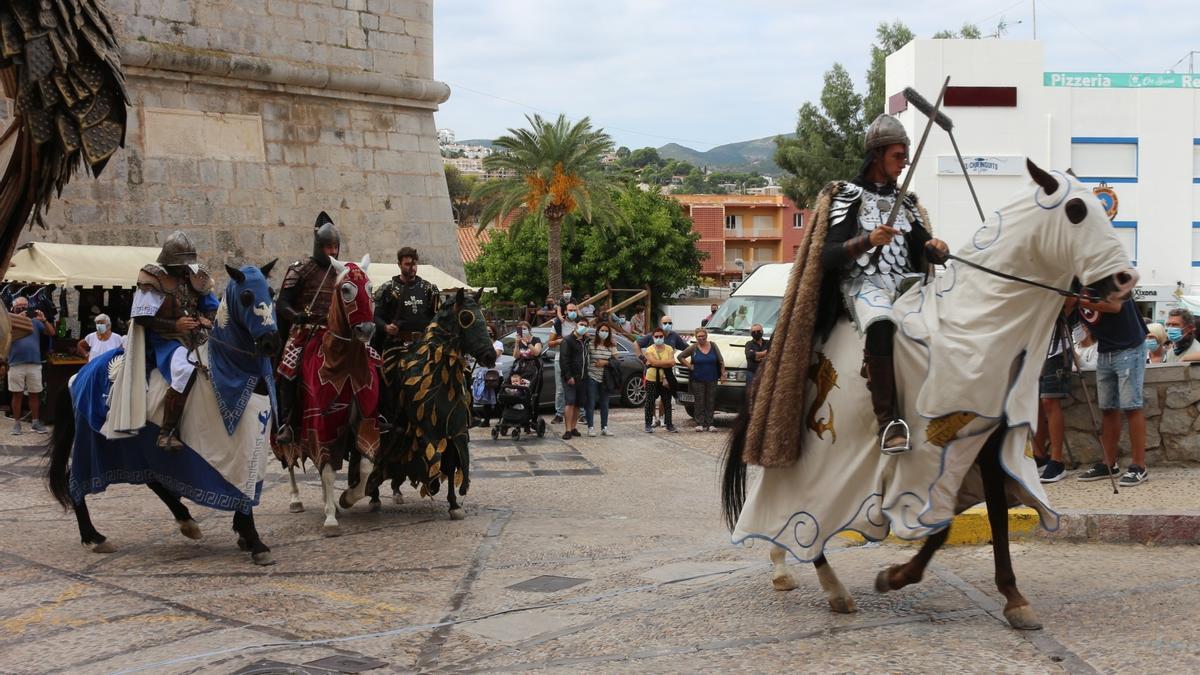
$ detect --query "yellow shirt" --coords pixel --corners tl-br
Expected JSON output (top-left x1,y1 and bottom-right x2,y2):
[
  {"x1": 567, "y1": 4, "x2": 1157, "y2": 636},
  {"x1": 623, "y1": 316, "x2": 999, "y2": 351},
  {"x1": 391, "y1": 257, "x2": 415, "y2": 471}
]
[{"x1": 644, "y1": 343, "x2": 675, "y2": 383}]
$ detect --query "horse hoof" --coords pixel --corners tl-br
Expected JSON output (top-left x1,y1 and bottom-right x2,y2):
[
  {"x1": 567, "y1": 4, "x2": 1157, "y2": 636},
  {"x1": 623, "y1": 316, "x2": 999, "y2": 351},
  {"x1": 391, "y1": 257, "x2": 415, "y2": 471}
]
[
  {"x1": 178, "y1": 519, "x2": 202, "y2": 540},
  {"x1": 289, "y1": 502, "x2": 305, "y2": 514},
  {"x1": 392, "y1": 492, "x2": 404, "y2": 505},
  {"x1": 87, "y1": 540, "x2": 116, "y2": 554},
  {"x1": 1004, "y1": 604, "x2": 1043, "y2": 631},
  {"x1": 449, "y1": 508, "x2": 466, "y2": 521},
  {"x1": 828, "y1": 595, "x2": 858, "y2": 614},
  {"x1": 771, "y1": 574, "x2": 798, "y2": 591},
  {"x1": 252, "y1": 551, "x2": 277, "y2": 566},
  {"x1": 874, "y1": 568, "x2": 894, "y2": 593},
  {"x1": 322, "y1": 524, "x2": 341, "y2": 537},
  {"x1": 369, "y1": 499, "x2": 381, "y2": 513}
]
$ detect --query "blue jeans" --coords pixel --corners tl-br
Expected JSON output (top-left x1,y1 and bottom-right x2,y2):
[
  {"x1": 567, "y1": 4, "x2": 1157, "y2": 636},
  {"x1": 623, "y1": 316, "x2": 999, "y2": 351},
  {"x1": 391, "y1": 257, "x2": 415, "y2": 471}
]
[
  {"x1": 1096, "y1": 344, "x2": 1146, "y2": 411},
  {"x1": 553, "y1": 353, "x2": 564, "y2": 416},
  {"x1": 585, "y1": 378, "x2": 608, "y2": 428}
]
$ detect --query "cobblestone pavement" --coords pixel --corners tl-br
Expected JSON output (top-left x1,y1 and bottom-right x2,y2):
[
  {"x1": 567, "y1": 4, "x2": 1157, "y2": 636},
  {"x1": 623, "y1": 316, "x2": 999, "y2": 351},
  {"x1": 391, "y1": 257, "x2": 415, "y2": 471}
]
[{"x1": 1, "y1": 410, "x2": 1198, "y2": 673}]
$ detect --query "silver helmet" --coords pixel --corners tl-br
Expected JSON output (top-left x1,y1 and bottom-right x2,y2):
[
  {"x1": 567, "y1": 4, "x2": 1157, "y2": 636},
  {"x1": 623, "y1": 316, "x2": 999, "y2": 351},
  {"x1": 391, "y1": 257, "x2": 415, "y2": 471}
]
[
  {"x1": 157, "y1": 231, "x2": 198, "y2": 267},
  {"x1": 864, "y1": 114, "x2": 910, "y2": 151}
]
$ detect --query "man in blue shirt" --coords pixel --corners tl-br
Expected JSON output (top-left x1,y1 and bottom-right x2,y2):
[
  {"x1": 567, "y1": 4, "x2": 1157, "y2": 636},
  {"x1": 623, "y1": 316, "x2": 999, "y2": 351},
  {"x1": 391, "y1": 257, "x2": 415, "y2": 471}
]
[
  {"x1": 8, "y1": 296, "x2": 54, "y2": 434},
  {"x1": 1073, "y1": 296, "x2": 1148, "y2": 487}
]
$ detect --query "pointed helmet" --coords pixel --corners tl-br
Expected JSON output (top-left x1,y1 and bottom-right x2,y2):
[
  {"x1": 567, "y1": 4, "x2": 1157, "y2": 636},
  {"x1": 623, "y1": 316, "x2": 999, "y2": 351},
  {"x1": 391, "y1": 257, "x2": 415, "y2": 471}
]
[
  {"x1": 864, "y1": 114, "x2": 910, "y2": 151},
  {"x1": 157, "y1": 231, "x2": 198, "y2": 267},
  {"x1": 312, "y1": 211, "x2": 341, "y2": 263}
]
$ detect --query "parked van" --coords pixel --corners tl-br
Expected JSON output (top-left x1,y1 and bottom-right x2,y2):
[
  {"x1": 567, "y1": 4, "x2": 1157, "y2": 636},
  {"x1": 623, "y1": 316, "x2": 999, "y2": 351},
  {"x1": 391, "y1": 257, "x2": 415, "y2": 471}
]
[{"x1": 674, "y1": 263, "x2": 791, "y2": 416}]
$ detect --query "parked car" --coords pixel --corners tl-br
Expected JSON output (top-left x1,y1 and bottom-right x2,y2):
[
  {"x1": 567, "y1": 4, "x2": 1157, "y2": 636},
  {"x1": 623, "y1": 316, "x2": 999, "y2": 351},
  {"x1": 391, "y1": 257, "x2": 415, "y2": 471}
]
[
  {"x1": 673, "y1": 263, "x2": 790, "y2": 417},
  {"x1": 479, "y1": 327, "x2": 647, "y2": 413}
]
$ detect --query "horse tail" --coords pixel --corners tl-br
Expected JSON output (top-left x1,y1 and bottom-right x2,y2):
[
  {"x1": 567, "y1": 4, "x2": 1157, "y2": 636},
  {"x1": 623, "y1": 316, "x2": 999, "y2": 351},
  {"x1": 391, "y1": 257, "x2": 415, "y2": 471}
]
[
  {"x1": 720, "y1": 397, "x2": 752, "y2": 532},
  {"x1": 45, "y1": 386, "x2": 76, "y2": 509}
]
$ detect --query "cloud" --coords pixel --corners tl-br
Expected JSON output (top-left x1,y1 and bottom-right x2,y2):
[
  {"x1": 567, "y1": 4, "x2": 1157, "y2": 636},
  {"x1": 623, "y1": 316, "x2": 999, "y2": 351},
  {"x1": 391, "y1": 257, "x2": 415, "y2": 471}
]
[{"x1": 433, "y1": 0, "x2": 1197, "y2": 150}]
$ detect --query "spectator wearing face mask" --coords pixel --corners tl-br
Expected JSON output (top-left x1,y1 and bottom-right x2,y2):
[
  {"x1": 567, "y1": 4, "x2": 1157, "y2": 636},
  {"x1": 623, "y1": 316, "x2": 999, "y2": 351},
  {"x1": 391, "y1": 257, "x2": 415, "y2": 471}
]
[
  {"x1": 1145, "y1": 323, "x2": 1168, "y2": 364},
  {"x1": 77, "y1": 313, "x2": 125, "y2": 362},
  {"x1": 558, "y1": 317, "x2": 591, "y2": 440},
  {"x1": 1164, "y1": 308, "x2": 1200, "y2": 363},
  {"x1": 556, "y1": 285, "x2": 574, "y2": 319},
  {"x1": 744, "y1": 323, "x2": 769, "y2": 387},
  {"x1": 642, "y1": 328, "x2": 678, "y2": 433},
  {"x1": 585, "y1": 322, "x2": 619, "y2": 437},
  {"x1": 701, "y1": 303, "x2": 719, "y2": 327},
  {"x1": 1071, "y1": 321, "x2": 1098, "y2": 370},
  {"x1": 548, "y1": 302, "x2": 579, "y2": 424},
  {"x1": 634, "y1": 316, "x2": 689, "y2": 427},
  {"x1": 677, "y1": 327, "x2": 724, "y2": 432}
]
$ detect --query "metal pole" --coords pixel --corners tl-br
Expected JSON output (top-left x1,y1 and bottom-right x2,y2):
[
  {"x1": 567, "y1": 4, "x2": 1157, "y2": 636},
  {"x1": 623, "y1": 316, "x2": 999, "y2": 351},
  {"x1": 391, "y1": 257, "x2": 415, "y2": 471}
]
[
  {"x1": 947, "y1": 130, "x2": 986, "y2": 223},
  {"x1": 1032, "y1": 0, "x2": 1037, "y2": 39}
]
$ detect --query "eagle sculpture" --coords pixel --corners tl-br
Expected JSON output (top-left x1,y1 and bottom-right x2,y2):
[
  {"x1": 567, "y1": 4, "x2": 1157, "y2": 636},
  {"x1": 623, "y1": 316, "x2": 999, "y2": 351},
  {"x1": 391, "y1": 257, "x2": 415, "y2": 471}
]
[
  {"x1": 0, "y1": 0, "x2": 128, "y2": 351},
  {"x1": 0, "y1": 0, "x2": 128, "y2": 272}
]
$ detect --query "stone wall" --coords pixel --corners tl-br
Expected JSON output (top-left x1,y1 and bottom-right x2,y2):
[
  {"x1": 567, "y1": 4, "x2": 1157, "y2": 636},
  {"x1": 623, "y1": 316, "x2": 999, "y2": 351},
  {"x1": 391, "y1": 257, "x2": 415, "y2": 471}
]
[
  {"x1": 1060, "y1": 363, "x2": 1200, "y2": 465},
  {"x1": 3, "y1": 0, "x2": 460, "y2": 280}
]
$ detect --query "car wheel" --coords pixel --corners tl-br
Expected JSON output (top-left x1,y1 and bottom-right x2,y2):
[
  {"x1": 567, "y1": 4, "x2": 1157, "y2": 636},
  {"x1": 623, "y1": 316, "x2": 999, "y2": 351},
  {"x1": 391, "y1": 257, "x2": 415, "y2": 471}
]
[{"x1": 622, "y1": 375, "x2": 646, "y2": 407}]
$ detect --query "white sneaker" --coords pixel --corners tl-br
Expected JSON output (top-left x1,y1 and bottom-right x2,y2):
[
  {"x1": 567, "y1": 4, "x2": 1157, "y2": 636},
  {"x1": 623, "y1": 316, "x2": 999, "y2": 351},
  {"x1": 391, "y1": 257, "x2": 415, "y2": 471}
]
[
  {"x1": 601, "y1": 427, "x2": 610, "y2": 436},
  {"x1": 694, "y1": 426, "x2": 704, "y2": 432},
  {"x1": 587, "y1": 427, "x2": 596, "y2": 437}
]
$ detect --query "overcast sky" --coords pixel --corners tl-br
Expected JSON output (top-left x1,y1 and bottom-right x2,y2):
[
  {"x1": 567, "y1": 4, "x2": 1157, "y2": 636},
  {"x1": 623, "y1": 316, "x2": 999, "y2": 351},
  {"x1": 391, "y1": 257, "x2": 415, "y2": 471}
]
[{"x1": 433, "y1": 1, "x2": 1196, "y2": 151}]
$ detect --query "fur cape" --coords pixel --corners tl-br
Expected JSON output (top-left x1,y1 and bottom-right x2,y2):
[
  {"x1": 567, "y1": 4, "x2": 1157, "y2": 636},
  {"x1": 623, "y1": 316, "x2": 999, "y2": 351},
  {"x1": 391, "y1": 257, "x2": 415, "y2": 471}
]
[{"x1": 738, "y1": 182, "x2": 932, "y2": 467}]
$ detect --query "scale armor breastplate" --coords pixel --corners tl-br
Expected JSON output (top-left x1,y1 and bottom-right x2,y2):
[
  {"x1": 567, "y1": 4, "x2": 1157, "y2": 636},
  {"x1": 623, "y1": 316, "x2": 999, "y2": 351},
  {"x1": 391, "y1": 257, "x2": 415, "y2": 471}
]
[{"x1": 847, "y1": 189, "x2": 915, "y2": 280}]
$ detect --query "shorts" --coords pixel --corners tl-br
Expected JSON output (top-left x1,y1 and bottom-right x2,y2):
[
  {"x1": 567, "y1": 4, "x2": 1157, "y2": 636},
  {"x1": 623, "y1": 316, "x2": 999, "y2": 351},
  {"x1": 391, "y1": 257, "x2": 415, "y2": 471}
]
[
  {"x1": 562, "y1": 376, "x2": 589, "y2": 407},
  {"x1": 7, "y1": 363, "x2": 43, "y2": 394},
  {"x1": 1038, "y1": 356, "x2": 1070, "y2": 399},
  {"x1": 1096, "y1": 344, "x2": 1145, "y2": 411}
]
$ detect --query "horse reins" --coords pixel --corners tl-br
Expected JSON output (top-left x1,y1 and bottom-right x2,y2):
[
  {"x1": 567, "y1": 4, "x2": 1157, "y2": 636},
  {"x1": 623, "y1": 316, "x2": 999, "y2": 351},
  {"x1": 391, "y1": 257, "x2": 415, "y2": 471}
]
[{"x1": 940, "y1": 252, "x2": 1098, "y2": 301}]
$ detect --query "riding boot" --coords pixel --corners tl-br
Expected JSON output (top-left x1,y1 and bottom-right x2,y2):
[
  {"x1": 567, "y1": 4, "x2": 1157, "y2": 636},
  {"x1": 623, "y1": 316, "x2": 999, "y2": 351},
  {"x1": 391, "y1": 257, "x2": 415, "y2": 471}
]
[
  {"x1": 275, "y1": 377, "x2": 296, "y2": 444},
  {"x1": 157, "y1": 388, "x2": 189, "y2": 451},
  {"x1": 864, "y1": 355, "x2": 910, "y2": 455}
]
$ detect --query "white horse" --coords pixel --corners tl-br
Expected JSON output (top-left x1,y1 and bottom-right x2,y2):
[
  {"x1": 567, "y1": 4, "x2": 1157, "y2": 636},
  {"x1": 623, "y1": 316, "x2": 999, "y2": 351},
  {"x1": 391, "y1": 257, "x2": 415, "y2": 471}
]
[{"x1": 722, "y1": 160, "x2": 1137, "y2": 629}]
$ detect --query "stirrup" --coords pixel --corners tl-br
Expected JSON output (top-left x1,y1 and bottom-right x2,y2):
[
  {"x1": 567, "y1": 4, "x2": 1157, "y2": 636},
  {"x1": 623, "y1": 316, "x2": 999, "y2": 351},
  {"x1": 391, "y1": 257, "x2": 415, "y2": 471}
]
[
  {"x1": 157, "y1": 428, "x2": 184, "y2": 452},
  {"x1": 275, "y1": 424, "x2": 294, "y2": 444},
  {"x1": 879, "y1": 419, "x2": 911, "y2": 456}
]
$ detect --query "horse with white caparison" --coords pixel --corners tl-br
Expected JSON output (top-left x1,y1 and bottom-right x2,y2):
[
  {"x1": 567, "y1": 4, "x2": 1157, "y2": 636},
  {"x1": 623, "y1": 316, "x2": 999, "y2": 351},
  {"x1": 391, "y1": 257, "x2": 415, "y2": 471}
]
[
  {"x1": 46, "y1": 262, "x2": 282, "y2": 565},
  {"x1": 722, "y1": 160, "x2": 1137, "y2": 629}
]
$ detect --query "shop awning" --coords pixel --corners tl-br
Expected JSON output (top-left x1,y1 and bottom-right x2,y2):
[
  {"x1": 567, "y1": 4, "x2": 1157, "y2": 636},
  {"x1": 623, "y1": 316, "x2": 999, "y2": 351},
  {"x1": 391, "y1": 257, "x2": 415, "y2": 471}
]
[
  {"x1": 3, "y1": 242, "x2": 160, "y2": 287},
  {"x1": 364, "y1": 261, "x2": 480, "y2": 291}
]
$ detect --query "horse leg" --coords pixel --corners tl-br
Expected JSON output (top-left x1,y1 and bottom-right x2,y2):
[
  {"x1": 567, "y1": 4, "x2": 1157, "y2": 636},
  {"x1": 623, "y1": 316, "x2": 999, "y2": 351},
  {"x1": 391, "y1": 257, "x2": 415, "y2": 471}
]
[
  {"x1": 319, "y1": 464, "x2": 340, "y2": 537},
  {"x1": 814, "y1": 554, "x2": 856, "y2": 613},
  {"x1": 980, "y1": 438, "x2": 1043, "y2": 630},
  {"x1": 444, "y1": 444, "x2": 466, "y2": 521},
  {"x1": 875, "y1": 525, "x2": 951, "y2": 593},
  {"x1": 391, "y1": 478, "x2": 403, "y2": 505},
  {"x1": 769, "y1": 546, "x2": 798, "y2": 590},
  {"x1": 286, "y1": 465, "x2": 304, "y2": 513},
  {"x1": 367, "y1": 484, "x2": 382, "y2": 513},
  {"x1": 73, "y1": 497, "x2": 116, "y2": 553},
  {"x1": 338, "y1": 456, "x2": 375, "y2": 511},
  {"x1": 232, "y1": 510, "x2": 276, "y2": 566},
  {"x1": 147, "y1": 481, "x2": 201, "y2": 540}
]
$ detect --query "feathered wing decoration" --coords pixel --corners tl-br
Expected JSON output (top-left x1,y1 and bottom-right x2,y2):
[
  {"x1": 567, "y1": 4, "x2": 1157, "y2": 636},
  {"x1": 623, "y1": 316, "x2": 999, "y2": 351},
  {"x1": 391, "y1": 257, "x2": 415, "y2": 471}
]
[{"x1": 0, "y1": 0, "x2": 128, "y2": 272}]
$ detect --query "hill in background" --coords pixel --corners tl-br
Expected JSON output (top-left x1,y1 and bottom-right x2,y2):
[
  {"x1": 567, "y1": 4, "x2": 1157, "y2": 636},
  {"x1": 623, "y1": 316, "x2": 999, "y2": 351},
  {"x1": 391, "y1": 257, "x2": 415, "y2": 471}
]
[{"x1": 658, "y1": 134, "x2": 792, "y2": 176}]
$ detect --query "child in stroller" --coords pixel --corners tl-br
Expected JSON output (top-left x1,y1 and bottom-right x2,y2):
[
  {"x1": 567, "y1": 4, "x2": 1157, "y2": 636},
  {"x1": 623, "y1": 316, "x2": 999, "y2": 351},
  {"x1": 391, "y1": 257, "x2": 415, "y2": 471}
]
[{"x1": 492, "y1": 350, "x2": 546, "y2": 441}]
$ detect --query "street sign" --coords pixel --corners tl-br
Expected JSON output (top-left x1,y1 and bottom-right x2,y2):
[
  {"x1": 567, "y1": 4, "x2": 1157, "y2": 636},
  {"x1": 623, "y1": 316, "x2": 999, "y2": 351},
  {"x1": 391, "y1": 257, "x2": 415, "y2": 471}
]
[{"x1": 1044, "y1": 72, "x2": 1200, "y2": 89}]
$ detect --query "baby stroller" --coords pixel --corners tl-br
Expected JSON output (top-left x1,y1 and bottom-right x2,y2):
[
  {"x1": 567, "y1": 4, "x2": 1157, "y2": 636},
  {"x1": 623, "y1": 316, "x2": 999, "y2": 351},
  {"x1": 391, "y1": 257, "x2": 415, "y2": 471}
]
[{"x1": 491, "y1": 355, "x2": 546, "y2": 441}]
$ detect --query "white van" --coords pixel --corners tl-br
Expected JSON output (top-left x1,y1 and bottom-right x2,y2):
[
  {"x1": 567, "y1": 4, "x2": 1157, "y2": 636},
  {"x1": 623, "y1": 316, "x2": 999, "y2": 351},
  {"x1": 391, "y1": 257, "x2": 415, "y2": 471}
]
[{"x1": 675, "y1": 263, "x2": 792, "y2": 415}]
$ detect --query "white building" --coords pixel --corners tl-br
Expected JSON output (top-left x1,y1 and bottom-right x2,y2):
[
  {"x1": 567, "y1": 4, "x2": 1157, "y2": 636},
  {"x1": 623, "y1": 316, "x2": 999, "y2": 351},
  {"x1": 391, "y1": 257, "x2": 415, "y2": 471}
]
[
  {"x1": 438, "y1": 128, "x2": 456, "y2": 144},
  {"x1": 887, "y1": 39, "x2": 1200, "y2": 320}
]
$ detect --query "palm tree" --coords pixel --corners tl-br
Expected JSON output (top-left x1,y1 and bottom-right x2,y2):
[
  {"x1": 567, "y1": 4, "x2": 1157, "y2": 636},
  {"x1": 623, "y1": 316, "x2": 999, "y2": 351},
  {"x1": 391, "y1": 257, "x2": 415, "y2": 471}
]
[{"x1": 472, "y1": 114, "x2": 624, "y2": 298}]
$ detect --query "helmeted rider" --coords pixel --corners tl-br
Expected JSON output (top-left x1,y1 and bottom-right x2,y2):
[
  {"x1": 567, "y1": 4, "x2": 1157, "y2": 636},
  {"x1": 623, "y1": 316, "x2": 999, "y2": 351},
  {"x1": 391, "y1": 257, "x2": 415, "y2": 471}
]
[
  {"x1": 819, "y1": 114, "x2": 950, "y2": 453},
  {"x1": 132, "y1": 231, "x2": 219, "y2": 450},
  {"x1": 373, "y1": 246, "x2": 439, "y2": 426},
  {"x1": 274, "y1": 211, "x2": 342, "y2": 444}
]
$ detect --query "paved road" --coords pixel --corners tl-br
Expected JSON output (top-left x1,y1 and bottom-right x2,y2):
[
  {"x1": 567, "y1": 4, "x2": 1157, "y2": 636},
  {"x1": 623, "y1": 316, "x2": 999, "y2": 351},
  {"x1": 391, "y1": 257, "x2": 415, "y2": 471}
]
[{"x1": 1, "y1": 410, "x2": 1197, "y2": 673}]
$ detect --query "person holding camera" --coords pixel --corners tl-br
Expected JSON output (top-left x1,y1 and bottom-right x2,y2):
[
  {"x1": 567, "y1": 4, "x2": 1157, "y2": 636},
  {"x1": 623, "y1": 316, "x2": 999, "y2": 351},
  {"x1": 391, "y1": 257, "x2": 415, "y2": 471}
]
[{"x1": 8, "y1": 296, "x2": 54, "y2": 434}]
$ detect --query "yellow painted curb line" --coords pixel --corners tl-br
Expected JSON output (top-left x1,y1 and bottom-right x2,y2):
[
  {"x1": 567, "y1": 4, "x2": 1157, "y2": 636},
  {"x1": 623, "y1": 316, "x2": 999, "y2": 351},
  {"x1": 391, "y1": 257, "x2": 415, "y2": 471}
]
[{"x1": 838, "y1": 506, "x2": 1042, "y2": 547}]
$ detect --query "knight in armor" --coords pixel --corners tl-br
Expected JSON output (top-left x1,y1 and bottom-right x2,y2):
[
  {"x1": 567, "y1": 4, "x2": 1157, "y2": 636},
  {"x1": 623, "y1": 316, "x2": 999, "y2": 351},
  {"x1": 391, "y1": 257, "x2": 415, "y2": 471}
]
[
  {"x1": 132, "y1": 231, "x2": 219, "y2": 450},
  {"x1": 818, "y1": 114, "x2": 950, "y2": 453},
  {"x1": 374, "y1": 247, "x2": 439, "y2": 424},
  {"x1": 274, "y1": 212, "x2": 342, "y2": 444}
]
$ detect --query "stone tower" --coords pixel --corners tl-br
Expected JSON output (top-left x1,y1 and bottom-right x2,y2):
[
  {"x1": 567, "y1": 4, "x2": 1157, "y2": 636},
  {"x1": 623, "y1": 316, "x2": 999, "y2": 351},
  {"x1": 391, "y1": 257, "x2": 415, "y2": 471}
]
[{"x1": 9, "y1": 0, "x2": 461, "y2": 276}]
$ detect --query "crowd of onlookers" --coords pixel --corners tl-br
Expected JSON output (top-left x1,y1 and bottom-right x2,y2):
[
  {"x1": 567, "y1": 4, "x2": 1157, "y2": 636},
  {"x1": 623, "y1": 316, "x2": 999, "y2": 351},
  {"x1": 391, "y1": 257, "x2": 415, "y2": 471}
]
[{"x1": 1035, "y1": 296, "x2": 1200, "y2": 487}]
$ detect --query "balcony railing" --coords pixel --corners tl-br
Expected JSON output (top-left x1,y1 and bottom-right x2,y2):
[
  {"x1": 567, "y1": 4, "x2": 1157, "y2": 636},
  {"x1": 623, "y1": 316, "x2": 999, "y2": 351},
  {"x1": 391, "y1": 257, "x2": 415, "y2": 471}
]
[{"x1": 725, "y1": 227, "x2": 781, "y2": 238}]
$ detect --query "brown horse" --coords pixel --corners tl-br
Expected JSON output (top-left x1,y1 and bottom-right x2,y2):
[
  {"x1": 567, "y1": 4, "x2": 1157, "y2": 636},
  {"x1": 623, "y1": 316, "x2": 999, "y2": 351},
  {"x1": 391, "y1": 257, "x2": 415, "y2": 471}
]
[{"x1": 273, "y1": 257, "x2": 381, "y2": 536}]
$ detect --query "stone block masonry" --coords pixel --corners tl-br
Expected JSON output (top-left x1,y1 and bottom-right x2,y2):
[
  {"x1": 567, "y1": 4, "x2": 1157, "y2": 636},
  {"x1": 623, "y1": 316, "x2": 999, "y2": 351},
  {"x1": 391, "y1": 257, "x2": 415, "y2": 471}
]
[{"x1": 4, "y1": 0, "x2": 461, "y2": 283}]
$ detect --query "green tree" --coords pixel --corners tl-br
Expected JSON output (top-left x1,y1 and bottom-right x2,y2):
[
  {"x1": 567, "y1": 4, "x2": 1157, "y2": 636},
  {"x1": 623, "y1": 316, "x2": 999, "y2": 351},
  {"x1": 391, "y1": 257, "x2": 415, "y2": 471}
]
[
  {"x1": 444, "y1": 164, "x2": 485, "y2": 227},
  {"x1": 864, "y1": 21, "x2": 916, "y2": 123},
  {"x1": 472, "y1": 114, "x2": 625, "y2": 297},
  {"x1": 628, "y1": 146, "x2": 662, "y2": 168},
  {"x1": 616, "y1": 145, "x2": 631, "y2": 159},
  {"x1": 774, "y1": 63, "x2": 865, "y2": 207},
  {"x1": 467, "y1": 189, "x2": 704, "y2": 309}
]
